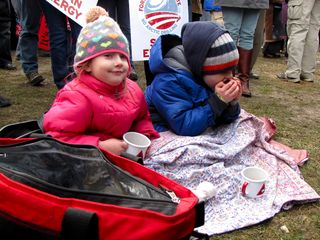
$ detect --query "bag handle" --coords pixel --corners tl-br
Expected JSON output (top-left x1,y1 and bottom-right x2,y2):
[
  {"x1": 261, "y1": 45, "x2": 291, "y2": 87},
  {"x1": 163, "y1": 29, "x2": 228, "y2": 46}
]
[{"x1": 61, "y1": 208, "x2": 98, "y2": 240}]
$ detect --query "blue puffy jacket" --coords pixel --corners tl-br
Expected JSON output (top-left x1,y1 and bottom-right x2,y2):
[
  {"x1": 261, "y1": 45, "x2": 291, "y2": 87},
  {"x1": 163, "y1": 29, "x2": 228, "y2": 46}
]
[{"x1": 145, "y1": 22, "x2": 240, "y2": 136}]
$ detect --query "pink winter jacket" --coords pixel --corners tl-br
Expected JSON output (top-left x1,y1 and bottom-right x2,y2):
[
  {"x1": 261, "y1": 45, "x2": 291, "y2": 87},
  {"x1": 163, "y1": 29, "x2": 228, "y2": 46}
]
[{"x1": 43, "y1": 73, "x2": 159, "y2": 146}]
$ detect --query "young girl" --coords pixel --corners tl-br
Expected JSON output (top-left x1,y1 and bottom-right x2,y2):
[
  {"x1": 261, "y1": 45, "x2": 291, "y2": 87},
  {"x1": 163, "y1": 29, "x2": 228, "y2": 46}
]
[
  {"x1": 43, "y1": 7, "x2": 159, "y2": 155},
  {"x1": 145, "y1": 21, "x2": 242, "y2": 136}
]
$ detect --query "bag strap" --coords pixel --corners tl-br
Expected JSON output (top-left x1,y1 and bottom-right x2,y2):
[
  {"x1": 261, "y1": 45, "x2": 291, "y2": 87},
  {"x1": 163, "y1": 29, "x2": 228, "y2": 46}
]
[
  {"x1": 194, "y1": 201, "x2": 205, "y2": 228},
  {"x1": 61, "y1": 208, "x2": 98, "y2": 240}
]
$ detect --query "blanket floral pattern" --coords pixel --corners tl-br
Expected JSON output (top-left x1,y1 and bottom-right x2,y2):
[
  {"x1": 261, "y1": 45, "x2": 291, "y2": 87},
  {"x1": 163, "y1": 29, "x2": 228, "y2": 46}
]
[{"x1": 144, "y1": 110, "x2": 319, "y2": 236}]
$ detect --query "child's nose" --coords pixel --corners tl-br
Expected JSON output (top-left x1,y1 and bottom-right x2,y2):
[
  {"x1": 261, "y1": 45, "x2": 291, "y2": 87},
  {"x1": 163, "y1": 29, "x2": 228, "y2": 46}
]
[{"x1": 114, "y1": 55, "x2": 123, "y2": 65}]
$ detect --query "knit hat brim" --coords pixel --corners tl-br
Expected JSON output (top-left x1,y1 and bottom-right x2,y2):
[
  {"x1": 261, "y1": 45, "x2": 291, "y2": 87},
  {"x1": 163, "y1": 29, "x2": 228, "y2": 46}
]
[{"x1": 202, "y1": 33, "x2": 239, "y2": 75}]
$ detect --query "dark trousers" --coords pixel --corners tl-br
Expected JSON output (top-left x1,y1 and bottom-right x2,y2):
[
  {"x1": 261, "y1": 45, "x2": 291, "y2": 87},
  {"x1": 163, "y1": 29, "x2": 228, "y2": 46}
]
[
  {"x1": 0, "y1": 20, "x2": 12, "y2": 66},
  {"x1": 0, "y1": 0, "x2": 12, "y2": 66}
]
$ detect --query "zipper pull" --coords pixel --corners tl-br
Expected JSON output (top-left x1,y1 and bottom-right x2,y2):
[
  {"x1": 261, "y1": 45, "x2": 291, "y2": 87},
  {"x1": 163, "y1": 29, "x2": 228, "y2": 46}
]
[
  {"x1": 166, "y1": 190, "x2": 180, "y2": 203},
  {"x1": 159, "y1": 184, "x2": 180, "y2": 203}
]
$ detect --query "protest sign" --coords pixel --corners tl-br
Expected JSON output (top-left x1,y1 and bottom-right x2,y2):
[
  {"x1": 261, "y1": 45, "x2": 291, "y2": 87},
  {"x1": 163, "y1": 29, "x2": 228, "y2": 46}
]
[
  {"x1": 46, "y1": 0, "x2": 98, "y2": 27},
  {"x1": 129, "y1": 0, "x2": 189, "y2": 61}
]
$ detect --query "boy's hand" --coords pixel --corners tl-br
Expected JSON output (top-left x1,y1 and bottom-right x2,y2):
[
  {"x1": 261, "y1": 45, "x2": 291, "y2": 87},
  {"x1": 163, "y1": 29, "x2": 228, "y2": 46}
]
[
  {"x1": 98, "y1": 138, "x2": 128, "y2": 155},
  {"x1": 215, "y1": 77, "x2": 241, "y2": 103},
  {"x1": 232, "y1": 77, "x2": 242, "y2": 101}
]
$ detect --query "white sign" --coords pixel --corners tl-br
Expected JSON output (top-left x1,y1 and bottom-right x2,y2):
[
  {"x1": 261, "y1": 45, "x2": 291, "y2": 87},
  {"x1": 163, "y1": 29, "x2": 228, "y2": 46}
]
[
  {"x1": 129, "y1": 0, "x2": 189, "y2": 61},
  {"x1": 46, "y1": 0, "x2": 98, "y2": 27}
]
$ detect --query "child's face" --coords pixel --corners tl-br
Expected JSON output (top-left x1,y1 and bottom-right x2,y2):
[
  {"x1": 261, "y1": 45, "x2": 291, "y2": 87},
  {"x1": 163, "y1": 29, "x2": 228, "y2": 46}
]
[
  {"x1": 85, "y1": 53, "x2": 129, "y2": 86},
  {"x1": 203, "y1": 71, "x2": 233, "y2": 89}
]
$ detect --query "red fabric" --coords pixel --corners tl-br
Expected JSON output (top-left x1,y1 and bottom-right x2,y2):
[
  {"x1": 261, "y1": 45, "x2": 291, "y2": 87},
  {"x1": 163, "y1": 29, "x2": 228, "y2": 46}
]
[
  {"x1": 43, "y1": 73, "x2": 159, "y2": 146},
  {"x1": 0, "y1": 139, "x2": 198, "y2": 240},
  {"x1": 260, "y1": 116, "x2": 309, "y2": 165},
  {"x1": 38, "y1": 15, "x2": 50, "y2": 51}
]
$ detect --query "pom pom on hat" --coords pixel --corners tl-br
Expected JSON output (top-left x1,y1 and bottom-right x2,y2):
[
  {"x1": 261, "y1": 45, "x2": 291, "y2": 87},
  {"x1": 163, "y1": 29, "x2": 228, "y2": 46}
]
[
  {"x1": 74, "y1": 6, "x2": 130, "y2": 73},
  {"x1": 202, "y1": 33, "x2": 239, "y2": 75},
  {"x1": 85, "y1": 6, "x2": 109, "y2": 23}
]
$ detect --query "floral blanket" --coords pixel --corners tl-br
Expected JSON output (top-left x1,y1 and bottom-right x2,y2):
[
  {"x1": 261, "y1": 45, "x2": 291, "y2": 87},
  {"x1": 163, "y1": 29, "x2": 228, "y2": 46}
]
[{"x1": 144, "y1": 110, "x2": 319, "y2": 236}]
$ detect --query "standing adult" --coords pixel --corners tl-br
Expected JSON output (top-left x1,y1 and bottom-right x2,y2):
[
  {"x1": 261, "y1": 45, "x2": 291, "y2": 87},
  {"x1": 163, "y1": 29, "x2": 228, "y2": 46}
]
[
  {"x1": 215, "y1": 0, "x2": 269, "y2": 97},
  {"x1": 97, "y1": 0, "x2": 138, "y2": 81},
  {"x1": 0, "y1": 0, "x2": 16, "y2": 70},
  {"x1": 277, "y1": 0, "x2": 320, "y2": 83}
]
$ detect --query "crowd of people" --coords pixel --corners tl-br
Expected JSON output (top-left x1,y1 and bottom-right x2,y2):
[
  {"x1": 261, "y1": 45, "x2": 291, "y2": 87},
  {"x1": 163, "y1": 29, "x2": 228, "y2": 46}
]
[{"x1": 1, "y1": 1, "x2": 320, "y2": 146}]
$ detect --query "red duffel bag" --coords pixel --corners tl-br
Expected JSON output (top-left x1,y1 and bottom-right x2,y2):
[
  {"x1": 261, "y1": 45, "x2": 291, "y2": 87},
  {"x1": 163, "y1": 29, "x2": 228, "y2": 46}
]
[{"x1": 0, "y1": 136, "x2": 205, "y2": 240}]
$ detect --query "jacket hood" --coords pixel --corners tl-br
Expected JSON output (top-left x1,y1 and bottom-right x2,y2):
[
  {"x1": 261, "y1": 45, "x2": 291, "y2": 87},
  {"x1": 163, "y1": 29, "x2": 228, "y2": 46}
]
[
  {"x1": 149, "y1": 34, "x2": 185, "y2": 76},
  {"x1": 181, "y1": 21, "x2": 227, "y2": 79}
]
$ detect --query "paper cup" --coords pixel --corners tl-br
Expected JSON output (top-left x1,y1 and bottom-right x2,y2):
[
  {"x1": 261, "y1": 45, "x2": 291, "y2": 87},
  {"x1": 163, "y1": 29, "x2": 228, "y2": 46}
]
[
  {"x1": 123, "y1": 132, "x2": 151, "y2": 159},
  {"x1": 241, "y1": 166, "x2": 268, "y2": 198}
]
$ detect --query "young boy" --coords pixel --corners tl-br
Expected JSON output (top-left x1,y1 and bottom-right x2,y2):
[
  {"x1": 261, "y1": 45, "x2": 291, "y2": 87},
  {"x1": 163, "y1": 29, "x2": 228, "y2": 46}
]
[{"x1": 145, "y1": 21, "x2": 242, "y2": 136}]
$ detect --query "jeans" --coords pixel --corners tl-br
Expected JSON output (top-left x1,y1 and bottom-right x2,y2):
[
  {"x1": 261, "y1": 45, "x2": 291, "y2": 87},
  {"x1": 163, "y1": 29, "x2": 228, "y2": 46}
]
[
  {"x1": 18, "y1": 0, "x2": 41, "y2": 74},
  {"x1": 40, "y1": 0, "x2": 82, "y2": 89},
  {"x1": 222, "y1": 7, "x2": 260, "y2": 50}
]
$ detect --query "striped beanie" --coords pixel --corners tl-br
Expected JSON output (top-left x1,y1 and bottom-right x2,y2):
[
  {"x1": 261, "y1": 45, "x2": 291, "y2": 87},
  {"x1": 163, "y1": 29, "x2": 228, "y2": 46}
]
[
  {"x1": 202, "y1": 33, "x2": 239, "y2": 75},
  {"x1": 74, "y1": 7, "x2": 130, "y2": 74}
]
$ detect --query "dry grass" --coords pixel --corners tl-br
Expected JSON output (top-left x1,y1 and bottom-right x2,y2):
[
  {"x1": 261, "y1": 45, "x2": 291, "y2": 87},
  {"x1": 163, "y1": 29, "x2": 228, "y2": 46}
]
[{"x1": 0, "y1": 51, "x2": 319, "y2": 240}]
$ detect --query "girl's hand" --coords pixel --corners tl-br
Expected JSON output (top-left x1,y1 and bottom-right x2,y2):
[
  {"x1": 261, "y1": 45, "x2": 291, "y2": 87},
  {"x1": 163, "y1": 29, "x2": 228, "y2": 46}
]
[
  {"x1": 98, "y1": 138, "x2": 128, "y2": 155},
  {"x1": 215, "y1": 77, "x2": 240, "y2": 103}
]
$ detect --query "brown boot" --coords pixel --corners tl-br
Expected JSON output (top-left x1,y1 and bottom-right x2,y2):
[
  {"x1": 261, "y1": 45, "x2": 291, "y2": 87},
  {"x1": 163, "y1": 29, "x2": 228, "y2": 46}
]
[{"x1": 237, "y1": 47, "x2": 253, "y2": 97}]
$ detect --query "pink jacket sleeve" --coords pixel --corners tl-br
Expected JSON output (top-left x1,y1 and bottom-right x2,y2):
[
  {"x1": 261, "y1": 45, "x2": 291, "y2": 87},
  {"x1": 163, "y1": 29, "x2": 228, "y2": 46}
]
[{"x1": 43, "y1": 90, "x2": 100, "y2": 146}]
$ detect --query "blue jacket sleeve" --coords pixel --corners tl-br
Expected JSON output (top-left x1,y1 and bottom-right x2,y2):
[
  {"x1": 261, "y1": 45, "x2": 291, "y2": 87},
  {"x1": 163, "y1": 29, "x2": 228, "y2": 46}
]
[{"x1": 150, "y1": 74, "x2": 215, "y2": 136}]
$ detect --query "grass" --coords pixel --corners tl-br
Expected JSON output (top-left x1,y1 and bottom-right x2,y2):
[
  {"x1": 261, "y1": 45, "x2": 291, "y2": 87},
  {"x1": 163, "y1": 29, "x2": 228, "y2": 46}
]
[{"x1": 1, "y1": 52, "x2": 320, "y2": 240}]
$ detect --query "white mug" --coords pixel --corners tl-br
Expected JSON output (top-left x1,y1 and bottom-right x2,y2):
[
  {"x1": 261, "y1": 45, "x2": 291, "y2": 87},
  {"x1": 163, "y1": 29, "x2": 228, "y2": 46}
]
[
  {"x1": 241, "y1": 166, "x2": 268, "y2": 198},
  {"x1": 123, "y1": 132, "x2": 151, "y2": 159}
]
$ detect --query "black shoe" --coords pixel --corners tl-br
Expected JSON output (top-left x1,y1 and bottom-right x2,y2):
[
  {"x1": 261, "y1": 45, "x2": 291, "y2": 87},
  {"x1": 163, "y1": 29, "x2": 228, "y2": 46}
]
[
  {"x1": 26, "y1": 72, "x2": 46, "y2": 86},
  {"x1": 0, "y1": 63, "x2": 17, "y2": 70},
  {"x1": 0, "y1": 95, "x2": 11, "y2": 108}
]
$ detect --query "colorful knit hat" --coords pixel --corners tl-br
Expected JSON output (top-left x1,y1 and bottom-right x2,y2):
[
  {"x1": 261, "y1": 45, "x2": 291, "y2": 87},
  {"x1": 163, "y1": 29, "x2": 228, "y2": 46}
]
[
  {"x1": 74, "y1": 7, "x2": 130, "y2": 73},
  {"x1": 202, "y1": 33, "x2": 239, "y2": 75}
]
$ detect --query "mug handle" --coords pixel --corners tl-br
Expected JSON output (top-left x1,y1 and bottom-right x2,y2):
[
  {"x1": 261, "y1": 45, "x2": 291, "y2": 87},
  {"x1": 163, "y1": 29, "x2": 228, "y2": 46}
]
[{"x1": 241, "y1": 182, "x2": 248, "y2": 196}]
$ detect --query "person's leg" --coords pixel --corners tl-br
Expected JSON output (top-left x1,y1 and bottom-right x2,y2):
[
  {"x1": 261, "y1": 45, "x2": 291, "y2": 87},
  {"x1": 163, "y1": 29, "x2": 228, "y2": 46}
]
[
  {"x1": 238, "y1": 9, "x2": 260, "y2": 50},
  {"x1": 250, "y1": 9, "x2": 265, "y2": 76},
  {"x1": 0, "y1": 0, "x2": 14, "y2": 69},
  {"x1": 40, "y1": 0, "x2": 70, "y2": 89},
  {"x1": 10, "y1": 0, "x2": 21, "y2": 60},
  {"x1": 263, "y1": 3, "x2": 278, "y2": 57},
  {"x1": 221, "y1": 7, "x2": 243, "y2": 45},
  {"x1": 237, "y1": 9, "x2": 260, "y2": 97},
  {"x1": 19, "y1": 0, "x2": 40, "y2": 73},
  {"x1": 284, "y1": 0, "x2": 315, "y2": 80},
  {"x1": 301, "y1": 0, "x2": 320, "y2": 82},
  {"x1": 19, "y1": 0, "x2": 44, "y2": 85}
]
